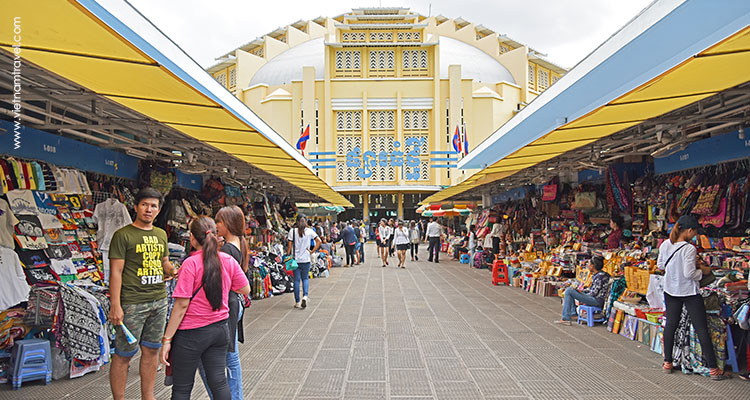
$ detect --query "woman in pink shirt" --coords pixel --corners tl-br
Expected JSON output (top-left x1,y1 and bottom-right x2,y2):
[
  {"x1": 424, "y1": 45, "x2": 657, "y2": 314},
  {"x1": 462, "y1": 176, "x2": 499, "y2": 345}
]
[{"x1": 160, "y1": 217, "x2": 250, "y2": 400}]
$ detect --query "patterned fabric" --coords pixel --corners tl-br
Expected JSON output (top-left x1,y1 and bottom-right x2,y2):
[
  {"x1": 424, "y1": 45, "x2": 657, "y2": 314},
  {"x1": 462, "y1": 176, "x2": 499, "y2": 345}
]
[
  {"x1": 687, "y1": 314, "x2": 726, "y2": 376},
  {"x1": 583, "y1": 271, "x2": 611, "y2": 304},
  {"x1": 58, "y1": 284, "x2": 102, "y2": 360}
]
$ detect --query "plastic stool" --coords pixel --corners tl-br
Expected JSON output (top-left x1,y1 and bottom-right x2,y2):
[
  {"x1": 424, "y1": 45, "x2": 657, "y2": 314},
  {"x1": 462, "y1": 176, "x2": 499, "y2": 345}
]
[
  {"x1": 522, "y1": 275, "x2": 533, "y2": 291},
  {"x1": 577, "y1": 305, "x2": 606, "y2": 327},
  {"x1": 441, "y1": 242, "x2": 449, "y2": 252},
  {"x1": 459, "y1": 253, "x2": 471, "y2": 264},
  {"x1": 10, "y1": 338, "x2": 52, "y2": 390},
  {"x1": 725, "y1": 323, "x2": 739, "y2": 373},
  {"x1": 492, "y1": 260, "x2": 510, "y2": 286}
]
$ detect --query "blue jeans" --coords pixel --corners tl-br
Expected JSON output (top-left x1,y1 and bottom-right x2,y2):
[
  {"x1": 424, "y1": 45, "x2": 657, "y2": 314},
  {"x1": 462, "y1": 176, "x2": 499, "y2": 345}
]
[
  {"x1": 199, "y1": 308, "x2": 244, "y2": 400},
  {"x1": 294, "y1": 262, "x2": 311, "y2": 303},
  {"x1": 562, "y1": 287, "x2": 602, "y2": 321}
]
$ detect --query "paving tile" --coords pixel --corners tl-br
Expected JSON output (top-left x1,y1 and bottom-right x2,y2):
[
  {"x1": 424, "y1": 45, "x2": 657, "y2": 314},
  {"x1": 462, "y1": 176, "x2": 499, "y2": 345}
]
[
  {"x1": 348, "y1": 358, "x2": 387, "y2": 381},
  {"x1": 344, "y1": 382, "x2": 387, "y2": 399},
  {"x1": 298, "y1": 369, "x2": 345, "y2": 397},
  {"x1": 389, "y1": 369, "x2": 433, "y2": 397},
  {"x1": 425, "y1": 358, "x2": 471, "y2": 381}
]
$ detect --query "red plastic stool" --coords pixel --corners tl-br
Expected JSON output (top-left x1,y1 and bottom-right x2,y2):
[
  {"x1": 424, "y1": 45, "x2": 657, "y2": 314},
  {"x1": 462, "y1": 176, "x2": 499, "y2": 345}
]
[
  {"x1": 441, "y1": 242, "x2": 449, "y2": 252},
  {"x1": 492, "y1": 260, "x2": 510, "y2": 286}
]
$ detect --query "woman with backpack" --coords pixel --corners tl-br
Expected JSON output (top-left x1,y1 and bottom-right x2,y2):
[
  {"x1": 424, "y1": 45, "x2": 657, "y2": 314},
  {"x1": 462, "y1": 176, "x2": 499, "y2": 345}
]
[
  {"x1": 287, "y1": 217, "x2": 321, "y2": 308},
  {"x1": 160, "y1": 217, "x2": 250, "y2": 400}
]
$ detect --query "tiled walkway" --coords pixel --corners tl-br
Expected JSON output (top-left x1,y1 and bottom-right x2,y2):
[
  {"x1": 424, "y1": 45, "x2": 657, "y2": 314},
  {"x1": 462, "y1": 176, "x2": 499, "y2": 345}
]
[{"x1": 2, "y1": 243, "x2": 749, "y2": 399}]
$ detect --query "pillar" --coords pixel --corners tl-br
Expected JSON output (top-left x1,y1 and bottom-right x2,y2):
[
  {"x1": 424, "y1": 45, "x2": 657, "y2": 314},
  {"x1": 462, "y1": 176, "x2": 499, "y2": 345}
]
[
  {"x1": 362, "y1": 193, "x2": 369, "y2": 223},
  {"x1": 397, "y1": 192, "x2": 404, "y2": 220}
]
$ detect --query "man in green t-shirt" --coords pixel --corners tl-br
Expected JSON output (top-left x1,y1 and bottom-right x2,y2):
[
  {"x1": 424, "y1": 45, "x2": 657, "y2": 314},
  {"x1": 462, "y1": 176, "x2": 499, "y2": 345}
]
[{"x1": 108, "y1": 187, "x2": 176, "y2": 400}]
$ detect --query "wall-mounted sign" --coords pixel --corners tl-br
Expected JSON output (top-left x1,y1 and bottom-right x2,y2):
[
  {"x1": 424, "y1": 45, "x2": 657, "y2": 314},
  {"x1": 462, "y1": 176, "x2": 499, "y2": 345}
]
[{"x1": 346, "y1": 137, "x2": 426, "y2": 180}]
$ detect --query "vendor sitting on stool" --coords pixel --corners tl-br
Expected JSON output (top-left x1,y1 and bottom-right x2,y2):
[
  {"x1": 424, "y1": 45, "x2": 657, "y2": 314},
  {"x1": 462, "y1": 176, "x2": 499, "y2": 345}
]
[{"x1": 554, "y1": 255, "x2": 610, "y2": 326}]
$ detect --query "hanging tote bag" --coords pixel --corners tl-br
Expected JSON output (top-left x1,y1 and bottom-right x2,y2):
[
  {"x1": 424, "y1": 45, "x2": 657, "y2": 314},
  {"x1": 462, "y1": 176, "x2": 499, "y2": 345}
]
[
  {"x1": 284, "y1": 230, "x2": 300, "y2": 271},
  {"x1": 542, "y1": 184, "x2": 557, "y2": 201}
]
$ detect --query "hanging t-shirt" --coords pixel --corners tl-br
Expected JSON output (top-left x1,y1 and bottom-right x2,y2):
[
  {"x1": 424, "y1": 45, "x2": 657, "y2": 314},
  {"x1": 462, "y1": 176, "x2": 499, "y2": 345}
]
[
  {"x1": 15, "y1": 214, "x2": 44, "y2": 237},
  {"x1": 287, "y1": 227, "x2": 319, "y2": 263},
  {"x1": 93, "y1": 198, "x2": 132, "y2": 252},
  {"x1": 0, "y1": 199, "x2": 19, "y2": 249},
  {"x1": 33, "y1": 192, "x2": 57, "y2": 215},
  {"x1": 23, "y1": 162, "x2": 36, "y2": 190},
  {"x1": 0, "y1": 247, "x2": 30, "y2": 310},
  {"x1": 6, "y1": 189, "x2": 39, "y2": 215},
  {"x1": 38, "y1": 213, "x2": 63, "y2": 230},
  {"x1": 40, "y1": 162, "x2": 57, "y2": 192},
  {"x1": 31, "y1": 162, "x2": 45, "y2": 191},
  {"x1": 108, "y1": 224, "x2": 168, "y2": 304}
]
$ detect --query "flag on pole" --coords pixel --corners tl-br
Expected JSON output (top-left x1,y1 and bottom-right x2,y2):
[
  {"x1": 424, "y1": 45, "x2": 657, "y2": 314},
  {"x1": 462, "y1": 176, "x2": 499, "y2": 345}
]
[
  {"x1": 452, "y1": 125, "x2": 462, "y2": 154},
  {"x1": 296, "y1": 124, "x2": 310, "y2": 156},
  {"x1": 462, "y1": 123, "x2": 469, "y2": 155}
]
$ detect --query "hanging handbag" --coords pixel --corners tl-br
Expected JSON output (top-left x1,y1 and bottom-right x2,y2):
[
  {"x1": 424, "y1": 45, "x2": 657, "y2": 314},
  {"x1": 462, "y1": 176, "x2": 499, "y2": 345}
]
[
  {"x1": 542, "y1": 184, "x2": 557, "y2": 201},
  {"x1": 734, "y1": 303, "x2": 750, "y2": 330},
  {"x1": 285, "y1": 230, "x2": 300, "y2": 271}
]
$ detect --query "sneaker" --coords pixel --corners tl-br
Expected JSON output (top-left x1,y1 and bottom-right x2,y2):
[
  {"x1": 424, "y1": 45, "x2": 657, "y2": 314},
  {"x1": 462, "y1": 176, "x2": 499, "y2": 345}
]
[
  {"x1": 553, "y1": 320, "x2": 571, "y2": 326},
  {"x1": 301, "y1": 296, "x2": 308, "y2": 309},
  {"x1": 663, "y1": 362, "x2": 674, "y2": 374},
  {"x1": 294, "y1": 303, "x2": 301, "y2": 309},
  {"x1": 415, "y1": 256, "x2": 418, "y2": 261}
]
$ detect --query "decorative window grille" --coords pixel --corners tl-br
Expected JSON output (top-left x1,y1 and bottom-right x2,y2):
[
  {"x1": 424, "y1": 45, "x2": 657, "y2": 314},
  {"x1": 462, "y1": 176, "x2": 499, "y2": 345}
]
[
  {"x1": 370, "y1": 165, "x2": 396, "y2": 182},
  {"x1": 369, "y1": 31, "x2": 393, "y2": 42},
  {"x1": 336, "y1": 136, "x2": 362, "y2": 156},
  {"x1": 228, "y1": 69, "x2": 237, "y2": 89},
  {"x1": 551, "y1": 75, "x2": 560, "y2": 85},
  {"x1": 368, "y1": 50, "x2": 395, "y2": 77},
  {"x1": 499, "y1": 45, "x2": 509, "y2": 54},
  {"x1": 335, "y1": 111, "x2": 362, "y2": 131},
  {"x1": 334, "y1": 51, "x2": 362, "y2": 77},
  {"x1": 251, "y1": 47, "x2": 263, "y2": 57},
  {"x1": 397, "y1": 32, "x2": 421, "y2": 42},
  {"x1": 369, "y1": 135, "x2": 396, "y2": 153},
  {"x1": 404, "y1": 135, "x2": 429, "y2": 155},
  {"x1": 215, "y1": 72, "x2": 226, "y2": 86},
  {"x1": 538, "y1": 69, "x2": 549, "y2": 90},
  {"x1": 336, "y1": 161, "x2": 358, "y2": 182},
  {"x1": 403, "y1": 110, "x2": 428, "y2": 131},
  {"x1": 402, "y1": 50, "x2": 428, "y2": 76},
  {"x1": 342, "y1": 32, "x2": 365, "y2": 42},
  {"x1": 369, "y1": 111, "x2": 395, "y2": 131},
  {"x1": 528, "y1": 64, "x2": 535, "y2": 86}
]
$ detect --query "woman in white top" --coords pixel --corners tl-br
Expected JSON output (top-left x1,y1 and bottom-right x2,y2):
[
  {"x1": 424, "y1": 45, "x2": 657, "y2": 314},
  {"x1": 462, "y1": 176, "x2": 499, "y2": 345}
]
[
  {"x1": 468, "y1": 225, "x2": 478, "y2": 263},
  {"x1": 287, "y1": 217, "x2": 321, "y2": 309},
  {"x1": 377, "y1": 219, "x2": 390, "y2": 268},
  {"x1": 392, "y1": 220, "x2": 411, "y2": 268},
  {"x1": 659, "y1": 215, "x2": 726, "y2": 380}
]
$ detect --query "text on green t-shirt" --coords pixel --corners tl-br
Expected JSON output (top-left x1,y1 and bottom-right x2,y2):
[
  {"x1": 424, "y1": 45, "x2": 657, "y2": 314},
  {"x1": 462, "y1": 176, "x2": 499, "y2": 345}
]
[{"x1": 109, "y1": 224, "x2": 168, "y2": 304}]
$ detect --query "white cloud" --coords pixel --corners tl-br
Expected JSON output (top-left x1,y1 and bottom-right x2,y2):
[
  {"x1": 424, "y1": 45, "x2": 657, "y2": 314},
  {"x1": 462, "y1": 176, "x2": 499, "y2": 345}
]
[{"x1": 128, "y1": 0, "x2": 653, "y2": 69}]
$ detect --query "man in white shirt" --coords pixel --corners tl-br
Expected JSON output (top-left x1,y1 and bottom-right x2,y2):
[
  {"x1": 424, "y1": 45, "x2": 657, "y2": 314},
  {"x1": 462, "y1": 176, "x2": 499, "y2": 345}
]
[{"x1": 426, "y1": 217, "x2": 442, "y2": 263}]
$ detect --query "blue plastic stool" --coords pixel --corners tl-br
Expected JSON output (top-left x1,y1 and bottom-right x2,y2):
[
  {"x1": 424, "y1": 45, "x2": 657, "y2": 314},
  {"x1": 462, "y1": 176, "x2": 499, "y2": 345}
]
[
  {"x1": 523, "y1": 275, "x2": 533, "y2": 291},
  {"x1": 577, "y1": 305, "x2": 606, "y2": 327},
  {"x1": 725, "y1": 323, "x2": 739, "y2": 373},
  {"x1": 10, "y1": 338, "x2": 52, "y2": 390},
  {"x1": 459, "y1": 253, "x2": 471, "y2": 264}
]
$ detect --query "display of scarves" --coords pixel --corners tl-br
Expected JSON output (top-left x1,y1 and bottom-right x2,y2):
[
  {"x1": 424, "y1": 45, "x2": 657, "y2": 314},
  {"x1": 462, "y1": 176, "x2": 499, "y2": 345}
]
[
  {"x1": 607, "y1": 166, "x2": 630, "y2": 212},
  {"x1": 57, "y1": 284, "x2": 103, "y2": 360},
  {"x1": 603, "y1": 276, "x2": 627, "y2": 319},
  {"x1": 687, "y1": 314, "x2": 726, "y2": 376}
]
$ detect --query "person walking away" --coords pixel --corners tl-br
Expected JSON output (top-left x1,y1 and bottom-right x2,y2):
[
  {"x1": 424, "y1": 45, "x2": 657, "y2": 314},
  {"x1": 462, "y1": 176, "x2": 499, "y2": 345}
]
[
  {"x1": 420, "y1": 219, "x2": 427, "y2": 242},
  {"x1": 660, "y1": 215, "x2": 728, "y2": 380},
  {"x1": 160, "y1": 217, "x2": 250, "y2": 400},
  {"x1": 352, "y1": 220, "x2": 361, "y2": 265},
  {"x1": 378, "y1": 219, "x2": 390, "y2": 267},
  {"x1": 340, "y1": 222, "x2": 357, "y2": 267},
  {"x1": 287, "y1": 217, "x2": 321, "y2": 308},
  {"x1": 359, "y1": 221, "x2": 367, "y2": 263},
  {"x1": 468, "y1": 225, "x2": 478, "y2": 262},
  {"x1": 426, "y1": 217, "x2": 442, "y2": 263},
  {"x1": 409, "y1": 221, "x2": 420, "y2": 261},
  {"x1": 109, "y1": 187, "x2": 176, "y2": 400},
  {"x1": 392, "y1": 220, "x2": 410, "y2": 268},
  {"x1": 198, "y1": 206, "x2": 249, "y2": 400},
  {"x1": 554, "y1": 256, "x2": 609, "y2": 325}
]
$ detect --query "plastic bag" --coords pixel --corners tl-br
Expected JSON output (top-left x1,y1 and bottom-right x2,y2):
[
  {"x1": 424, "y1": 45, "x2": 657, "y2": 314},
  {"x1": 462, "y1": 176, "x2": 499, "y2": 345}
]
[
  {"x1": 646, "y1": 274, "x2": 665, "y2": 309},
  {"x1": 51, "y1": 347, "x2": 70, "y2": 380},
  {"x1": 734, "y1": 303, "x2": 750, "y2": 330}
]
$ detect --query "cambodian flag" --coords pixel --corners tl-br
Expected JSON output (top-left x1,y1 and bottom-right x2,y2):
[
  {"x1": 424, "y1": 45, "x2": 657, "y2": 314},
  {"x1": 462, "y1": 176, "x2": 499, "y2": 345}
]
[
  {"x1": 452, "y1": 125, "x2": 462, "y2": 154},
  {"x1": 462, "y1": 124, "x2": 469, "y2": 155},
  {"x1": 296, "y1": 124, "x2": 310, "y2": 155}
]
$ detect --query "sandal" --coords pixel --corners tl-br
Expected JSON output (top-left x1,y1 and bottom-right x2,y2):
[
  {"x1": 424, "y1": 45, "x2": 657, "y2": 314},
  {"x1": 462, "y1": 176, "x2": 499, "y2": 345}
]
[
  {"x1": 663, "y1": 362, "x2": 674, "y2": 374},
  {"x1": 710, "y1": 368, "x2": 731, "y2": 381}
]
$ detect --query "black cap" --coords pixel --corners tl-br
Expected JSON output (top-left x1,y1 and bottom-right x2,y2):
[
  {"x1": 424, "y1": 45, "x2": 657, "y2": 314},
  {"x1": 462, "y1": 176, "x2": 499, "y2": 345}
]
[{"x1": 677, "y1": 215, "x2": 700, "y2": 230}]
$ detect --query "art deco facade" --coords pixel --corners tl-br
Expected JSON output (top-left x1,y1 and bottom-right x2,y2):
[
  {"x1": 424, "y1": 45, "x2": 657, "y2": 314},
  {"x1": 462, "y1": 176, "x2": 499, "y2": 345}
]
[{"x1": 207, "y1": 7, "x2": 565, "y2": 220}]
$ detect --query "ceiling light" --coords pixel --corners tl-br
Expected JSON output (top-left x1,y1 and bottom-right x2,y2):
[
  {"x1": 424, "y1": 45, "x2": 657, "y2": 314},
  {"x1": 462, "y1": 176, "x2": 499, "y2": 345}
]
[
  {"x1": 125, "y1": 149, "x2": 148, "y2": 159},
  {"x1": 739, "y1": 126, "x2": 745, "y2": 140},
  {"x1": 547, "y1": 167, "x2": 556, "y2": 171}
]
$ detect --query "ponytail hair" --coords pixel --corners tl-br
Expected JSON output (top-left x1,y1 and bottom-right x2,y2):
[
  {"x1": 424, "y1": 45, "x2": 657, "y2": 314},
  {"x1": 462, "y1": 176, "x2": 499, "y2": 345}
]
[
  {"x1": 190, "y1": 217, "x2": 223, "y2": 311},
  {"x1": 669, "y1": 223, "x2": 683, "y2": 244},
  {"x1": 297, "y1": 216, "x2": 307, "y2": 237},
  {"x1": 216, "y1": 205, "x2": 249, "y2": 272}
]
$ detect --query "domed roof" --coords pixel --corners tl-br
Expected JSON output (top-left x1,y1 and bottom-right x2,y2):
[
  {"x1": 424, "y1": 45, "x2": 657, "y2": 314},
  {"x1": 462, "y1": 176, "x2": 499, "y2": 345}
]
[
  {"x1": 250, "y1": 38, "x2": 326, "y2": 86},
  {"x1": 248, "y1": 36, "x2": 516, "y2": 87},
  {"x1": 438, "y1": 37, "x2": 515, "y2": 84}
]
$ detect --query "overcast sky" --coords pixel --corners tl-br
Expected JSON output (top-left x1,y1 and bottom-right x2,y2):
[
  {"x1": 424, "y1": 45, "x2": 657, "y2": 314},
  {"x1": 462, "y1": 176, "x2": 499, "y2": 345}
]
[{"x1": 128, "y1": 0, "x2": 654, "y2": 70}]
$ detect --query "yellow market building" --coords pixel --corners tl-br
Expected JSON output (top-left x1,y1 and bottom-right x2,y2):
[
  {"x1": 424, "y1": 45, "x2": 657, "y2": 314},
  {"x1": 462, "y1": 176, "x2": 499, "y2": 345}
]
[{"x1": 207, "y1": 7, "x2": 566, "y2": 221}]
